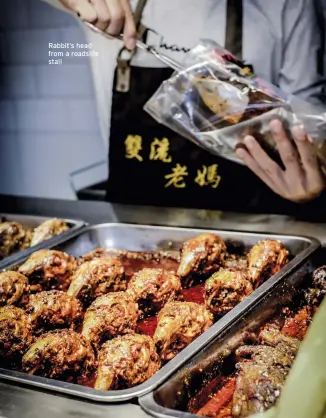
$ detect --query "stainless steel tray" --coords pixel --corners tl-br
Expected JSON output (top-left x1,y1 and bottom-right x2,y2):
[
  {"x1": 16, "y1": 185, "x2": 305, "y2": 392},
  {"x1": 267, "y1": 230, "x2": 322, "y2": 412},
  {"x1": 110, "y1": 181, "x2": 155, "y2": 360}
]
[
  {"x1": 139, "y1": 252, "x2": 321, "y2": 418},
  {"x1": 0, "y1": 223, "x2": 320, "y2": 403},
  {"x1": 0, "y1": 213, "x2": 85, "y2": 270}
]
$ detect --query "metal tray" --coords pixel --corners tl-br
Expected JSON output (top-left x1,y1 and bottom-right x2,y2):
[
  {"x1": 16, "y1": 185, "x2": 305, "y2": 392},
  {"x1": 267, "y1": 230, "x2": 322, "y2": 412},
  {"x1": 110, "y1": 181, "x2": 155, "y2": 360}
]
[
  {"x1": 139, "y1": 252, "x2": 322, "y2": 418},
  {"x1": 0, "y1": 223, "x2": 320, "y2": 403},
  {"x1": 0, "y1": 213, "x2": 85, "y2": 270}
]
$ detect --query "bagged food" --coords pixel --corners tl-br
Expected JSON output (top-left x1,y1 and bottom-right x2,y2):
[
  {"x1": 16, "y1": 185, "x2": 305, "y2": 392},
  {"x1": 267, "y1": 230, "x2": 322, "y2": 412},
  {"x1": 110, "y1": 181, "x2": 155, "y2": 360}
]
[{"x1": 144, "y1": 40, "x2": 326, "y2": 167}]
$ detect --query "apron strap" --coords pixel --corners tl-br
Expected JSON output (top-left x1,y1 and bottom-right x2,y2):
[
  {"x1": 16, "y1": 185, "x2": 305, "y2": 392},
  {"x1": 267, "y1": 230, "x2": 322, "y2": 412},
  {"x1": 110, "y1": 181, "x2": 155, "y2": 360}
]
[
  {"x1": 116, "y1": 0, "x2": 244, "y2": 91},
  {"x1": 225, "y1": 0, "x2": 243, "y2": 59},
  {"x1": 133, "y1": 0, "x2": 148, "y2": 29},
  {"x1": 116, "y1": 0, "x2": 148, "y2": 92}
]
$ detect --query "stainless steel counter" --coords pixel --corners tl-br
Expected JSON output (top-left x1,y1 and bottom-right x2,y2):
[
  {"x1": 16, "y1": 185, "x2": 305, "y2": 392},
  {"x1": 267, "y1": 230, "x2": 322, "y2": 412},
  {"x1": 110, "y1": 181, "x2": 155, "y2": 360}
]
[
  {"x1": 2, "y1": 195, "x2": 326, "y2": 243},
  {"x1": 0, "y1": 381, "x2": 143, "y2": 418},
  {"x1": 0, "y1": 194, "x2": 325, "y2": 418}
]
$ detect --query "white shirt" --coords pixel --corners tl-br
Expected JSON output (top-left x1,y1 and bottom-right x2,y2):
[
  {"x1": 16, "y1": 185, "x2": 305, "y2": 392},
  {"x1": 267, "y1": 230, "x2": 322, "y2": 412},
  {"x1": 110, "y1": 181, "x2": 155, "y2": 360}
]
[{"x1": 42, "y1": 0, "x2": 325, "y2": 151}]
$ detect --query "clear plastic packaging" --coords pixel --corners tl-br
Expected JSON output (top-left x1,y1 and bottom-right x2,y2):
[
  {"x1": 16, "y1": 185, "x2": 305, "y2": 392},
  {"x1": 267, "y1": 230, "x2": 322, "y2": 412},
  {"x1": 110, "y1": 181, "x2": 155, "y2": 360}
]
[{"x1": 145, "y1": 40, "x2": 326, "y2": 167}]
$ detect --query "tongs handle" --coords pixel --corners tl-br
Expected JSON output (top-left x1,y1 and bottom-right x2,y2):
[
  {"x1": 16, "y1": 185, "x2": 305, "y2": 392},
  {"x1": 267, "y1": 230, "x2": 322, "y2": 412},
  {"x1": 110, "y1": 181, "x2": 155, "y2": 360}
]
[{"x1": 82, "y1": 20, "x2": 183, "y2": 72}]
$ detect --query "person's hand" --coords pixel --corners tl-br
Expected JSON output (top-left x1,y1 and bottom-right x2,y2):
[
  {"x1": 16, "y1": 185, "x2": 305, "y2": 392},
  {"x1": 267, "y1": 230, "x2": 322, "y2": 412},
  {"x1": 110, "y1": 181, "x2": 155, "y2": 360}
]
[
  {"x1": 236, "y1": 119, "x2": 325, "y2": 203},
  {"x1": 59, "y1": 0, "x2": 136, "y2": 49}
]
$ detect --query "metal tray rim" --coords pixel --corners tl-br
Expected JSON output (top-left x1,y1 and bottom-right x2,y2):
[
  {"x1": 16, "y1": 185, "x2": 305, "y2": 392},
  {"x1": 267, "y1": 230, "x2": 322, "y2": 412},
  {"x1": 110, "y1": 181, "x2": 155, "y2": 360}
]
[
  {"x1": 138, "y1": 259, "x2": 320, "y2": 418},
  {"x1": 0, "y1": 213, "x2": 86, "y2": 270},
  {"x1": 55, "y1": 222, "x2": 321, "y2": 244},
  {"x1": 0, "y1": 223, "x2": 320, "y2": 403},
  {"x1": 140, "y1": 391, "x2": 186, "y2": 418}
]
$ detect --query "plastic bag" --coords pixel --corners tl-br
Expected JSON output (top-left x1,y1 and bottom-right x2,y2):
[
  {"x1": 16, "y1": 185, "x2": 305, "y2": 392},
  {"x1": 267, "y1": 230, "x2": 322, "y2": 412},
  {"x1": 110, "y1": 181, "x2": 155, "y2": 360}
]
[{"x1": 144, "y1": 40, "x2": 326, "y2": 167}]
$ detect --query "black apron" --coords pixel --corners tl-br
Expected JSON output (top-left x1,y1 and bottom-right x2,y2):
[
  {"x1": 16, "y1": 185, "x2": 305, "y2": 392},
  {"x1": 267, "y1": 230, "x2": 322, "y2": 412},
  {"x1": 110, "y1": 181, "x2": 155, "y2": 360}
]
[{"x1": 106, "y1": 0, "x2": 294, "y2": 213}]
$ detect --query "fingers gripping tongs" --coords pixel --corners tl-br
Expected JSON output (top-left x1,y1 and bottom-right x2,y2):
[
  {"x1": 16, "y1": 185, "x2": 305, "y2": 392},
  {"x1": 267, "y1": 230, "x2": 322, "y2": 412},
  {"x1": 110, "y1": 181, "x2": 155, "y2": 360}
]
[{"x1": 81, "y1": 20, "x2": 183, "y2": 72}]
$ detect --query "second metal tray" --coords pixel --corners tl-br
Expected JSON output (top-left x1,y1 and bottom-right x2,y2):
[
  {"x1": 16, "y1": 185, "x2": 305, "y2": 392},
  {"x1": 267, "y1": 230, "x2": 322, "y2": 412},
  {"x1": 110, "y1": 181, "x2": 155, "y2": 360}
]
[
  {"x1": 0, "y1": 223, "x2": 320, "y2": 403},
  {"x1": 139, "y1": 251, "x2": 322, "y2": 418},
  {"x1": 0, "y1": 213, "x2": 85, "y2": 270}
]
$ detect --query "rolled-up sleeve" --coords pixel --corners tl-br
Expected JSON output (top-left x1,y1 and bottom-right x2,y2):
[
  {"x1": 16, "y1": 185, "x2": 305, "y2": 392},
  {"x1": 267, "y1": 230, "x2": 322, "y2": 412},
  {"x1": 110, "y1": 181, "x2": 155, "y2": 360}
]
[{"x1": 280, "y1": 0, "x2": 325, "y2": 106}]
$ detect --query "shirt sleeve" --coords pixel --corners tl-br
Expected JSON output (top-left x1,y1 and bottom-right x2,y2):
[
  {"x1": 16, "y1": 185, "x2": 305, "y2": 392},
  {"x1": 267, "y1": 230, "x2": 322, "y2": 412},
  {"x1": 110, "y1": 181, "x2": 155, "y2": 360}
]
[{"x1": 279, "y1": 0, "x2": 325, "y2": 106}]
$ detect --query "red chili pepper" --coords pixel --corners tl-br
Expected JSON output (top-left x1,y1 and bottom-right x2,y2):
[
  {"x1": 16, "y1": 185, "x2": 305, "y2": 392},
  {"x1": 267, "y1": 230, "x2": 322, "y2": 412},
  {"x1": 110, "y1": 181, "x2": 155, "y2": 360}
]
[
  {"x1": 197, "y1": 378, "x2": 236, "y2": 417},
  {"x1": 282, "y1": 306, "x2": 312, "y2": 341}
]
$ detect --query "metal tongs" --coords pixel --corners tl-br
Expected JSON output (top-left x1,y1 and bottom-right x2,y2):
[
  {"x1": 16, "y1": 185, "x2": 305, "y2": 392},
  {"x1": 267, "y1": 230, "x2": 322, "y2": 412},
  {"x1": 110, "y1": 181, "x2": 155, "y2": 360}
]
[
  {"x1": 82, "y1": 20, "x2": 184, "y2": 72},
  {"x1": 83, "y1": 20, "x2": 228, "y2": 127}
]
